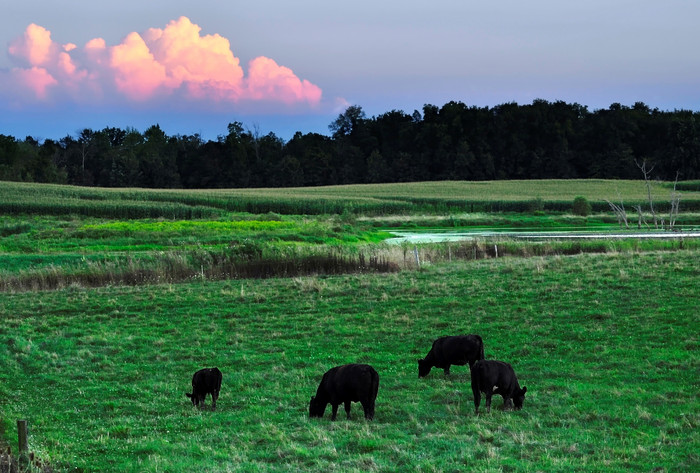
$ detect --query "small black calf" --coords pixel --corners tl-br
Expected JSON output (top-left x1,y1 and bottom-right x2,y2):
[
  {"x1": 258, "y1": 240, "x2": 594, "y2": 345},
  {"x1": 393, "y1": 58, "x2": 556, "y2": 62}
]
[{"x1": 186, "y1": 367, "x2": 222, "y2": 409}]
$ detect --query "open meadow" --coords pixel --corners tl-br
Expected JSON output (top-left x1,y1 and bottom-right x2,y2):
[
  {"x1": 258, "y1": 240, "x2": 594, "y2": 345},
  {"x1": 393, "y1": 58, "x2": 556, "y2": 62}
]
[
  {"x1": 0, "y1": 251, "x2": 698, "y2": 472},
  {"x1": 0, "y1": 179, "x2": 699, "y2": 472}
]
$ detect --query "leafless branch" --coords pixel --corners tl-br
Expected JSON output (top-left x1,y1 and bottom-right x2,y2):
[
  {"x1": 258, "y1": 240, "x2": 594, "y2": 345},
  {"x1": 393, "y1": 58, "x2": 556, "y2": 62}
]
[
  {"x1": 669, "y1": 171, "x2": 681, "y2": 231},
  {"x1": 605, "y1": 194, "x2": 629, "y2": 229},
  {"x1": 632, "y1": 205, "x2": 648, "y2": 229},
  {"x1": 635, "y1": 159, "x2": 658, "y2": 229}
]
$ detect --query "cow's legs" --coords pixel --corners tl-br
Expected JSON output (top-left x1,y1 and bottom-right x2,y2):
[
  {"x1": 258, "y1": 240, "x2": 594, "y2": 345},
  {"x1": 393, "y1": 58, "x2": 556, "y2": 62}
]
[
  {"x1": 344, "y1": 401, "x2": 352, "y2": 419},
  {"x1": 362, "y1": 400, "x2": 375, "y2": 420},
  {"x1": 331, "y1": 404, "x2": 339, "y2": 421},
  {"x1": 472, "y1": 386, "x2": 482, "y2": 415},
  {"x1": 212, "y1": 391, "x2": 218, "y2": 410},
  {"x1": 444, "y1": 365, "x2": 451, "y2": 376},
  {"x1": 485, "y1": 392, "x2": 493, "y2": 413}
]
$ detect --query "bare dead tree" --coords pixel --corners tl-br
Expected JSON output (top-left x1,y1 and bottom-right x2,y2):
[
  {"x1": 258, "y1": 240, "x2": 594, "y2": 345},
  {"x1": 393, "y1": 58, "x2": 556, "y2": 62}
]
[
  {"x1": 632, "y1": 205, "x2": 648, "y2": 229},
  {"x1": 605, "y1": 194, "x2": 629, "y2": 229},
  {"x1": 669, "y1": 171, "x2": 681, "y2": 231},
  {"x1": 635, "y1": 159, "x2": 659, "y2": 229}
]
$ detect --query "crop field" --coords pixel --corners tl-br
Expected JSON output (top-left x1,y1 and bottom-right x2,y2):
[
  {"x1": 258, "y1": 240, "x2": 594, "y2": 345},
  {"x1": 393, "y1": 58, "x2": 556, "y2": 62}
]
[
  {"x1": 3, "y1": 179, "x2": 700, "y2": 218},
  {"x1": 0, "y1": 180, "x2": 698, "y2": 472}
]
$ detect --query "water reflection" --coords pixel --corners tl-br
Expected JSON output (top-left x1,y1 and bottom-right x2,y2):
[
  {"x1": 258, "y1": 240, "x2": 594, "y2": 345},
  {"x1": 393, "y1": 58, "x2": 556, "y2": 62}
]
[{"x1": 386, "y1": 229, "x2": 700, "y2": 244}]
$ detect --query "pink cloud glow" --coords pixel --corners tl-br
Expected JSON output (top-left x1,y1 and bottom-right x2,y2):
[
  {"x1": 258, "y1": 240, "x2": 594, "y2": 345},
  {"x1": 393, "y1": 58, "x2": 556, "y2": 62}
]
[
  {"x1": 3, "y1": 17, "x2": 322, "y2": 108},
  {"x1": 8, "y1": 23, "x2": 55, "y2": 66}
]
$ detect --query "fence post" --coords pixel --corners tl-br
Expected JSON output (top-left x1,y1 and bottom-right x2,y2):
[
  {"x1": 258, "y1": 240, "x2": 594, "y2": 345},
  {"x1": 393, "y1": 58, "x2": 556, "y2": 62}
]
[
  {"x1": 413, "y1": 246, "x2": 420, "y2": 267},
  {"x1": 17, "y1": 420, "x2": 28, "y2": 454},
  {"x1": 17, "y1": 419, "x2": 29, "y2": 468},
  {"x1": 494, "y1": 244, "x2": 498, "y2": 258}
]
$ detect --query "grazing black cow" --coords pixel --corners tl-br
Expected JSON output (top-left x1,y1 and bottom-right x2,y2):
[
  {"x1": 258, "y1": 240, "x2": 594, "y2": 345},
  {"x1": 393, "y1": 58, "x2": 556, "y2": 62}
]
[
  {"x1": 186, "y1": 367, "x2": 222, "y2": 409},
  {"x1": 418, "y1": 334, "x2": 485, "y2": 377},
  {"x1": 309, "y1": 364, "x2": 379, "y2": 421},
  {"x1": 470, "y1": 360, "x2": 527, "y2": 414}
]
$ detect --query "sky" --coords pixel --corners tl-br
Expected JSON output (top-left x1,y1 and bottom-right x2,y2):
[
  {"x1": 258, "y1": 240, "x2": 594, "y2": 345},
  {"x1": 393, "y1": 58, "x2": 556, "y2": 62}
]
[{"x1": 2, "y1": 0, "x2": 699, "y2": 142}]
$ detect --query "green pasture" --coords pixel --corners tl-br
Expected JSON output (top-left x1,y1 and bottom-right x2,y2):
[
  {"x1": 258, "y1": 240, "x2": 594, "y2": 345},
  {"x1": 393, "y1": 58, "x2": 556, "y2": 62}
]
[
  {"x1": 0, "y1": 179, "x2": 698, "y2": 471},
  {"x1": 0, "y1": 251, "x2": 697, "y2": 472}
]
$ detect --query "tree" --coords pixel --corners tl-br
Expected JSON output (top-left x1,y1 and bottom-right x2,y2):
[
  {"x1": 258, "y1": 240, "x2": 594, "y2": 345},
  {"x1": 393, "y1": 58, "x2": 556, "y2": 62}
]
[
  {"x1": 0, "y1": 134, "x2": 21, "y2": 180},
  {"x1": 329, "y1": 105, "x2": 366, "y2": 138},
  {"x1": 366, "y1": 150, "x2": 389, "y2": 183}
]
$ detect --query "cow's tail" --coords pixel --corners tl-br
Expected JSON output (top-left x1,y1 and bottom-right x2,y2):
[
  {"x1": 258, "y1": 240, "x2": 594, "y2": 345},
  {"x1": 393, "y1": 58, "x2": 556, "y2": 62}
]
[{"x1": 372, "y1": 369, "x2": 380, "y2": 399}]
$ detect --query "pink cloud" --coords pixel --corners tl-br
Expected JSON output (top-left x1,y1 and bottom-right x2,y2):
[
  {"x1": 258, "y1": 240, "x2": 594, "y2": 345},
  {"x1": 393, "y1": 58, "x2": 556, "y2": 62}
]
[
  {"x1": 13, "y1": 67, "x2": 58, "y2": 99},
  {"x1": 2, "y1": 17, "x2": 323, "y2": 108},
  {"x1": 8, "y1": 23, "x2": 55, "y2": 67},
  {"x1": 143, "y1": 16, "x2": 244, "y2": 99},
  {"x1": 110, "y1": 32, "x2": 168, "y2": 100},
  {"x1": 247, "y1": 57, "x2": 322, "y2": 105}
]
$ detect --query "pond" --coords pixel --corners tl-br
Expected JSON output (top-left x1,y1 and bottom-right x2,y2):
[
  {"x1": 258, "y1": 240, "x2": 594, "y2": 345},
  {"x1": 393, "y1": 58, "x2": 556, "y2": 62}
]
[{"x1": 385, "y1": 228, "x2": 700, "y2": 244}]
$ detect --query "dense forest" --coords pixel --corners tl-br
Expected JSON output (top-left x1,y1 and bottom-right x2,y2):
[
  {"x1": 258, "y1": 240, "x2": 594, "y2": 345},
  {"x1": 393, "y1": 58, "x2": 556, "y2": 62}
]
[{"x1": 1, "y1": 100, "x2": 699, "y2": 188}]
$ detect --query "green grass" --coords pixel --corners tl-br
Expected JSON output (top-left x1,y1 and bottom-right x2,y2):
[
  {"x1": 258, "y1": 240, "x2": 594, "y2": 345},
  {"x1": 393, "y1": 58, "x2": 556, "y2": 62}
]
[
  {"x1": 1, "y1": 250, "x2": 698, "y2": 472},
  {"x1": 0, "y1": 214, "x2": 397, "y2": 290}
]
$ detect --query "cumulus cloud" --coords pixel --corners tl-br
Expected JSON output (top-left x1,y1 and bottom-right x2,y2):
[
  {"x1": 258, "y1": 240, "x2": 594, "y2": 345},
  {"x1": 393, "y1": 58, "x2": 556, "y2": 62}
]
[{"x1": 2, "y1": 17, "x2": 322, "y2": 109}]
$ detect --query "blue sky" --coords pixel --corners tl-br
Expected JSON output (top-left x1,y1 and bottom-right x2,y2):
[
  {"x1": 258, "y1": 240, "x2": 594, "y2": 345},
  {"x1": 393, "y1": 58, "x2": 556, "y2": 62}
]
[{"x1": 2, "y1": 0, "x2": 699, "y2": 141}]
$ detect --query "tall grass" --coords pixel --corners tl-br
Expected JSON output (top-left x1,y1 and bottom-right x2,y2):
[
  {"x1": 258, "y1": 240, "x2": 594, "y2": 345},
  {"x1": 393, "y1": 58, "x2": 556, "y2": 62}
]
[
  {"x1": 2, "y1": 237, "x2": 697, "y2": 292},
  {"x1": 0, "y1": 247, "x2": 399, "y2": 292}
]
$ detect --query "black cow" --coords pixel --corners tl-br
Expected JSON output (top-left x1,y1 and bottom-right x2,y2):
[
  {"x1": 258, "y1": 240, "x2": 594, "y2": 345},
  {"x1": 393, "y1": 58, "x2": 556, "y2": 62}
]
[
  {"x1": 186, "y1": 367, "x2": 222, "y2": 409},
  {"x1": 470, "y1": 360, "x2": 527, "y2": 414},
  {"x1": 309, "y1": 364, "x2": 379, "y2": 421},
  {"x1": 418, "y1": 334, "x2": 485, "y2": 377}
]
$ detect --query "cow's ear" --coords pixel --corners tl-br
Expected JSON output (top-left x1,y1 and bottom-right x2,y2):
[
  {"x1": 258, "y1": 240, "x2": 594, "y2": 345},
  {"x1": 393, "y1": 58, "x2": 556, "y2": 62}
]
[{"x1": 521, "y1": 386, "x2": 527, "y2": 394}]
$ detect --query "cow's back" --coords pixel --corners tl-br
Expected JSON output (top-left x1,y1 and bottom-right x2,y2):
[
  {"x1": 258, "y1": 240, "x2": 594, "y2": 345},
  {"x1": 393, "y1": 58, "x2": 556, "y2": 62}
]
[
  {"x1": 471, "y1": 360, "x2": 516, "y2": 392},
  {"x1": 322, "y1": 364, "x2": 378, "y2": 402},
  {"x1": 194, "y1": 367, "x2": 222, "y2": 392},
  {"x1": 436, "y1": 335, "x2": 484, "y2": 364}
]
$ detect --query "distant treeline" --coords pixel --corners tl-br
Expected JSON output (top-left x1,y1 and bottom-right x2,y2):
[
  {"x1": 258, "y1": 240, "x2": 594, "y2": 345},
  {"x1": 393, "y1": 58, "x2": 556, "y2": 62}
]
[{"x1": 1, "y1": 100, "x2": 699, "y2": 188}]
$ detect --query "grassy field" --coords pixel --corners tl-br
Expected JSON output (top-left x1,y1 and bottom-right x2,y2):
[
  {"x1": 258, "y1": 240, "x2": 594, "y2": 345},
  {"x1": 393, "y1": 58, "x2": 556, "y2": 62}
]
[
  {"x1": 0, "y1": 250, "x2": 698, "y2": 472},
  {"x1": 2, "y1": 179, "x2": 700, "y2": 292},
  {"x1": 0, "y1": 180, "x2": 698, "y2": 472}
]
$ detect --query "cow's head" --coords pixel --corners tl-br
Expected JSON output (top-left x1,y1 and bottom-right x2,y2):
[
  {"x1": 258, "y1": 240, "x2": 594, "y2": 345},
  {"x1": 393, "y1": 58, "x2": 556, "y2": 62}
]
[
  {"x1": 513, "y1": 386, "x2": 527, "y2": 410},
  {"x1": 309, "y1": 396, "x2": 326, "y2": 418},
  {"x1": 417, "y1": 358, "x2": 432, "y2": 378},
  {"x1": 186, "y1": 392, "x2": 202, "y2": 406}
]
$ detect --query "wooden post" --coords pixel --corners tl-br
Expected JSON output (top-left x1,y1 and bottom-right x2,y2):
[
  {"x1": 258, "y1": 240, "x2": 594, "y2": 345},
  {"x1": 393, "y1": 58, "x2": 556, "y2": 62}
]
[
  {"x1": 17, "y1": 420, "x2": 28, "y2": 454},
  {"x1": 17, "y1": 419, "x2": 29, "y2": 469},
  {"x1": 494, "y1": 244, "x2": 498, "y2": 258},
  {"x1": 413, "y1": 246, "x2": 420, "y2": 267}
]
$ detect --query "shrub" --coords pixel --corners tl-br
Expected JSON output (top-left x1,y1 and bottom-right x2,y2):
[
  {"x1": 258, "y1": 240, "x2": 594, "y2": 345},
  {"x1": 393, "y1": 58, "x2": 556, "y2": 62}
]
[
  {"x1": 527, "y1": 197, "x2": 544, "y2": 213},
  {"x1": 572, "y1": 196, "x2": 592, "y2": 216}
]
